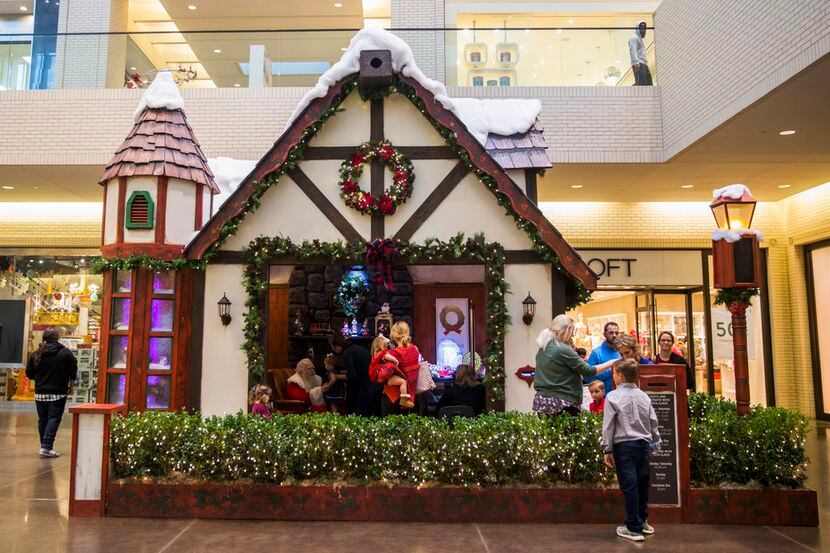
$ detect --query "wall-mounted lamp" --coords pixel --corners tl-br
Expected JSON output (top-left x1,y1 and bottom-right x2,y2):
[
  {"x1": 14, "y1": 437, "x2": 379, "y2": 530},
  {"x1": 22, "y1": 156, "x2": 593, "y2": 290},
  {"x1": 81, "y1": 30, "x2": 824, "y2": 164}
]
[
  {"x1": 522, "y1": 292, "x2": 536, "y2": 325},
  {"x1": 218, "y1": 293, "x2": 232, "y2": 326}
]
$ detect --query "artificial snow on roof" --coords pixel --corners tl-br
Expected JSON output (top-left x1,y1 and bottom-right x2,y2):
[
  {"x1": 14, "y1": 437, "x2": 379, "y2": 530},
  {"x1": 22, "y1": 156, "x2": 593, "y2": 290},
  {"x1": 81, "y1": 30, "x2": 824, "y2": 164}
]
[
  {"x1": 712, "y1": 229, "x2": 764, "y2": 243},
  {"x1": 287, "y1": 27, "x2": 541, "y2": 144},
  {"x1": 133, "y1": 70, "x2": 185, "y2": 122},
  {"x1": 207, "y1": 157, "x2": 257, "y2": 215},
  {"x1": 713, "y1": 183, "x2": 752, "y2": 200}
]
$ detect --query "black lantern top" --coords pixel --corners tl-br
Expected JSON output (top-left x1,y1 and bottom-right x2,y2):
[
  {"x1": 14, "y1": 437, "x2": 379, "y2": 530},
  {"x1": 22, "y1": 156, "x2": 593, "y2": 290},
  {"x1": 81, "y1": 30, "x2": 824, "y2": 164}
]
[
  {"x1": 218, "y1": 293, "x2": 231, "y2": 315},
  {"x1": 522, "y1": 292, "x2": 537, "y2": 316}
]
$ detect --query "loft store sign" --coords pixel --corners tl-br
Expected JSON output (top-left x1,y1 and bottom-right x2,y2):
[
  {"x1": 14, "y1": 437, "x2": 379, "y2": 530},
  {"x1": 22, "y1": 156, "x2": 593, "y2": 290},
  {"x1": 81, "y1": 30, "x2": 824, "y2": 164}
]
[{"x1": 577, "y1": 250, "x2": 703, "y2": 287}]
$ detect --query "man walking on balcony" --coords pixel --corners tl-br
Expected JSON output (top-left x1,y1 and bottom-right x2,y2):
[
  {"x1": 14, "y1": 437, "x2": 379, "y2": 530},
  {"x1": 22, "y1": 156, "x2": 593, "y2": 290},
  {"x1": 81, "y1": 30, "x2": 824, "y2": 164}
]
[{"x1": 629, "y1": 20, "x2": 652, "y2": 86}]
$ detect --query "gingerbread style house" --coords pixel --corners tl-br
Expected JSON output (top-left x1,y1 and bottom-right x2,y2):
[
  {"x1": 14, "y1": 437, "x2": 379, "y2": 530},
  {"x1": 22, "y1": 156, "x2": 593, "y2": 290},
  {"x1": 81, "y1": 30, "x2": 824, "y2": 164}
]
[{"x1": 96, "y1": 28, "x2": 596, "y2": 416}]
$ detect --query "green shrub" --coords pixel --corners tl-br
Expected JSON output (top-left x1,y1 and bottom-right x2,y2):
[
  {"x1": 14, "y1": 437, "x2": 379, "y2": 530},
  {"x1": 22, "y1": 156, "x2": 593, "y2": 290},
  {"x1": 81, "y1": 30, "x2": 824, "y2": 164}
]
[
  {"x1": 688, "y1": 393, "x2": 809, "y2": 487},
  {"x1": 110, "y1": 397, "x2": 808, "y2": 488}
]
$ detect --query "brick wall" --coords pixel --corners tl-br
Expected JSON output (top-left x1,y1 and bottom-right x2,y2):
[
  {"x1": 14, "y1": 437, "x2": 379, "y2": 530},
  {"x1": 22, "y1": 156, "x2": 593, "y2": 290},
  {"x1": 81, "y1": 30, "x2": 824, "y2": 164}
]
[
  {"x1": 0, "y1": 86, "x2": 659, "y2": 165},
  {"x1": 655, "y1": 0, "x2": 830, "y2": 159},
  {"x1": 0, "y1": 203, "x2": 101, "y2": 247},
  {"x1": 391, "y1": 0, "x2": 445, "y2": 81}
]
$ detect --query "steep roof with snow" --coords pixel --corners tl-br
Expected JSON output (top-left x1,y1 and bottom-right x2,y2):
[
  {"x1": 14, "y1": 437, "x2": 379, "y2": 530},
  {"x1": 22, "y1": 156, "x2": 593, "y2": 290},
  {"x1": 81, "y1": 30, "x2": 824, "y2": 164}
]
[{"x1": 100, "y1": 71, "x2": 219, "y2": 193}]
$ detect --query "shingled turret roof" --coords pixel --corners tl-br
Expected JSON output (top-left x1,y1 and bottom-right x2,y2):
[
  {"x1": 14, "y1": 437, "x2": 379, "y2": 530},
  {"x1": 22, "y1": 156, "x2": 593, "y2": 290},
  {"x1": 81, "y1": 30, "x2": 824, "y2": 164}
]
[
  {"x1": 485, "y1": 119, "x2": 552, "y2": 170},
  {"x1": 99, "y1": 72, "x2": 219, "y2": 193}
]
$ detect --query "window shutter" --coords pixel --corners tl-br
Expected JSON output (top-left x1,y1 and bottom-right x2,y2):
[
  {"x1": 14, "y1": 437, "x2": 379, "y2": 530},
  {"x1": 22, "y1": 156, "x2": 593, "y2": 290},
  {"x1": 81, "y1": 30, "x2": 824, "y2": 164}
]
[{"x1": 129, "y1": 194, "x2": 149, "y2": 225}]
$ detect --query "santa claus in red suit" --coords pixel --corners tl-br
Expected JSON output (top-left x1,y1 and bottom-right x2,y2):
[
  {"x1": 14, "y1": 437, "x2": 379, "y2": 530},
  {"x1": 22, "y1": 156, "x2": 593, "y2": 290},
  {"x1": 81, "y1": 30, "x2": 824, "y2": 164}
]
[{"x1": 285, "y1": 358, "x2": 329, "y2": 413}]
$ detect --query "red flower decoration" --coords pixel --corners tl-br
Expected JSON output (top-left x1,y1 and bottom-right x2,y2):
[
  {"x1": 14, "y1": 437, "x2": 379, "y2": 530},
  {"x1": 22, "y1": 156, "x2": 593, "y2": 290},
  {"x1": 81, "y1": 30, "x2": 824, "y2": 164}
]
[{"x1": 338, "y1": 140, "x2": 414, "y2": 216}]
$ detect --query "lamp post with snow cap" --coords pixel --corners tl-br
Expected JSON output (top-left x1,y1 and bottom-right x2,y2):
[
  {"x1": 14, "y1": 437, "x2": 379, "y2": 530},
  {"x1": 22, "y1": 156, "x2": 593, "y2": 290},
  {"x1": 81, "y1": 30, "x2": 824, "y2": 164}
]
[{"x1": 709, "y1": 184, "x2": 762, "y2": 416}]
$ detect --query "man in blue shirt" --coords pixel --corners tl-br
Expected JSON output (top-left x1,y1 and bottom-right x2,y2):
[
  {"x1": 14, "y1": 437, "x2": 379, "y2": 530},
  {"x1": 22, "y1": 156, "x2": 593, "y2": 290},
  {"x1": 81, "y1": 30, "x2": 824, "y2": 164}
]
[{"x1": 584, "y1": 322, "x2": 621, "y2": 395}]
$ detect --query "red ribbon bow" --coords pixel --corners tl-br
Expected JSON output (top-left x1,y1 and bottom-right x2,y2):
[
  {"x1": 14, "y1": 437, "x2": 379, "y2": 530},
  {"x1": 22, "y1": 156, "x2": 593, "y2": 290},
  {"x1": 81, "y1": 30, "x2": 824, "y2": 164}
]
[{"x1": 366, "y1": 238, "x2": 398, "y2": 291}]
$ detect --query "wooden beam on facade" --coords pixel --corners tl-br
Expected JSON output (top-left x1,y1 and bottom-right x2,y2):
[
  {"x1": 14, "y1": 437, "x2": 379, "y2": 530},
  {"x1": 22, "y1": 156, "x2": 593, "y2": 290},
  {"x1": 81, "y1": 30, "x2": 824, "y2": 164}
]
[
  {"x1": 288, "y1": 167, "x2": 364, "y2": 244},
  {"x1": 393, "y1": 161, "x2": 468, "y2": 242}
]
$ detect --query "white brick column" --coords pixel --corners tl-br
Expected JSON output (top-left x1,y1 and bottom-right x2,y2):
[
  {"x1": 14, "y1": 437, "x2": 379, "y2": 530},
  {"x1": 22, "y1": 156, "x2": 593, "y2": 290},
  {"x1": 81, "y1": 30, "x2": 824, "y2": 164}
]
[
  {"x1": 391, "y1": 0, "x2": 445, "y2": 82},
  {"x1": 53, "y1": 0, "x2": 128, "y2": 89}
]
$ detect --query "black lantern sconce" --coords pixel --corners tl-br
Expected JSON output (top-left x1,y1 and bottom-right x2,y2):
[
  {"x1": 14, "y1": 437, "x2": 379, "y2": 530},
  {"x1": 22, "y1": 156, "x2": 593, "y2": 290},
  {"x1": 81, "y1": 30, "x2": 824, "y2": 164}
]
[
  {"x1": 522, "y1": 292, "x2": 536, "y2": 325},
  {"x1": 218, "y1": 293, "x2": 232, "y2": 326}
]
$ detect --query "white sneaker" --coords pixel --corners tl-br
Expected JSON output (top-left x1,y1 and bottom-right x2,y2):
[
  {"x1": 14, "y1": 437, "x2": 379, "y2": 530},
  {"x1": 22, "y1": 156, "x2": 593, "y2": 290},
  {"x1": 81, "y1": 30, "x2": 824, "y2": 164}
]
[
  {"x1": 39, "y1": 449, "x2": 60, "y2": 458},
  {"x1": 642, "y1": 521, "x2": 654, "y2": 535},
  {"x1": 616, "y1": 526, "x2": 645, "y2": 542}
]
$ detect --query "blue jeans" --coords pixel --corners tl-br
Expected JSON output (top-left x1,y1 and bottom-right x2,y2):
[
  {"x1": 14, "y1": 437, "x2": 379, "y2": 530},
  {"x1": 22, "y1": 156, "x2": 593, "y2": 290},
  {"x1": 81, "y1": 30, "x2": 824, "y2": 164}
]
[
  {"x1": 613, "y1": 439, "x2": 650, "y2": 533},
  {"x1": 35, "y1": 396, "x2": 67, "y2": 450}
]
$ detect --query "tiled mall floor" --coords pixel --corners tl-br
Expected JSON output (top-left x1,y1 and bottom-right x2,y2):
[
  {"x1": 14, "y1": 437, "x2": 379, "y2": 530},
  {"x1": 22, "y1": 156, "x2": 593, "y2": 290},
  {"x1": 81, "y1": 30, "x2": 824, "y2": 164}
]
[{"x1": 1, "y1": 404, "x2": 828, "y2": 553}]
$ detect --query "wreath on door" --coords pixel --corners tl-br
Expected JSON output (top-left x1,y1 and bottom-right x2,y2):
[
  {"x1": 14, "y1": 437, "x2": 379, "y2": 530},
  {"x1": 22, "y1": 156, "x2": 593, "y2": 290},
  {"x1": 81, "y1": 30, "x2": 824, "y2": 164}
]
[
  {"x1": 338, "y1": 140, "x2": 414, "y2": 215},
  {"x1": 439, "y1": 305, "x2": 465, "y2": 335}
]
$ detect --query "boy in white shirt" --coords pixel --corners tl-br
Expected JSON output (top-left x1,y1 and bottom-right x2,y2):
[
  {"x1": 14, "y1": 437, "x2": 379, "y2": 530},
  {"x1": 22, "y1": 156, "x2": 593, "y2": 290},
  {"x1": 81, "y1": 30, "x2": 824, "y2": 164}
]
[{"x1": 601, "y1": 358, "x2": 661, "y2": 542}]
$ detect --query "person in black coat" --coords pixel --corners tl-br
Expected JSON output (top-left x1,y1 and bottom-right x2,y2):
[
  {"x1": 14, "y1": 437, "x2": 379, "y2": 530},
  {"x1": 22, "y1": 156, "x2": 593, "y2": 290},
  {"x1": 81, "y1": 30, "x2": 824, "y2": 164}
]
[
  {"x1": 437, "y1": 364, "x2": 486, "y2": 415},
  {"x1": 25, "y1": 328, "x2": 77, "y2": 457},
  {"x1": 330, "y1": 334, "x2": 380, "y2": 416},
  {"x1": 653, "y1": 331, "x2": 695, "y2": 392}
]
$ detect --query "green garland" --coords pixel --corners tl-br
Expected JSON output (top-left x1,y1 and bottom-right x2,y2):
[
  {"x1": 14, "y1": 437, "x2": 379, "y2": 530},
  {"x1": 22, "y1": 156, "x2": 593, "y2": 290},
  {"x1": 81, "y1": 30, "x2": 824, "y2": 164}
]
[
  {"x1": 714, "y1": 288, "x2": 759, "y2": 307},
  {"x1": 91, "y1": 254, "x2": 203, "y2": 274},
  {"x1": 241, "y1": 233, "x2": 509, "y2": 401},
  {"x1": 336, "y1": 272, "x2": 369, "y2": 318}
]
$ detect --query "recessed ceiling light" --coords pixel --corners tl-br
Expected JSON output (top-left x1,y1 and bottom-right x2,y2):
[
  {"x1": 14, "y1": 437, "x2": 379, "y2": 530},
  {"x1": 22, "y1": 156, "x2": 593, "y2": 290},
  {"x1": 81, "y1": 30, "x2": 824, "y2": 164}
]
[
  {"x1": 340, "y1": 47, "x2": 347, "y2": 51},
  {"x1": 778, "y1": 129, "x2": 796, "y2": 135},
  {"x1": 213, "y1": 49, "x2": 222, "y2": 53},
  {"x1": 129, "y1": 66, "x2": 137, "y2": 71},
  {"x1": 334, "y1": 2, "x2": 342, "y2": 7},
  {"x1": 19, "y1": 5, "x2": 28, "y2": 11},
  {"x1": 681, "y1": 184, "x2": 694, "y2": 189},
  {"x1": 233, "y1": 83, "x2": 240, "y2": 87},
  {"x1": 2, "y1": 186, "x2": 14, "y2": 190},
  {"x1": 568, "y1": 19, "x2": 574, "y2": 24},
  {"x1": 570, "y1": 184, "x2": 583, "y2": 189},
  {"x1": 187, "y1": 4, "x2": 197, "y2": 10},
  {"x1": 778, "y1": 184, "x2": 792, "y2": 189}
]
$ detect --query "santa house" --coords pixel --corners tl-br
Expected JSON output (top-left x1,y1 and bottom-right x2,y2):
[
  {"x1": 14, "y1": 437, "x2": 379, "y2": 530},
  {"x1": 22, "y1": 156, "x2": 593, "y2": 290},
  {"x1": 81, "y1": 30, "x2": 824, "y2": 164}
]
[{"x1": 94, "y1": 28, "x2": 597, "y2": 416}]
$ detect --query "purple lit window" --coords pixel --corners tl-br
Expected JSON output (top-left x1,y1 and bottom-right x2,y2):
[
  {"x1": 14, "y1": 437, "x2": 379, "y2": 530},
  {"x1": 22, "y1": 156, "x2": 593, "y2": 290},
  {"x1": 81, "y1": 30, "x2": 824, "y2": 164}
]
[
  {"x1": 148, "y1": 337, "x2": 173, "y2": 371},
  {"x1": 108, "y1": 336, "x2": 129, "y2": 369},
  {"x1": 153, "y1": 271, "x2": 175, "y2": 295},
  {"x1": 146, "y1": 375, "x2": 171, "y2": 409},
  {"x1": 114, "y1": 270, "x2": 132, "y2": 293},
  {"x1": 111, "y1": 298, "x2": 131, "y2": 331},
  {"x1": 107, "y1": 374, "x2": 126, "y2": 404},
  {"x1": 150, "y1": 299, "x2": 175, "y2": 332}
]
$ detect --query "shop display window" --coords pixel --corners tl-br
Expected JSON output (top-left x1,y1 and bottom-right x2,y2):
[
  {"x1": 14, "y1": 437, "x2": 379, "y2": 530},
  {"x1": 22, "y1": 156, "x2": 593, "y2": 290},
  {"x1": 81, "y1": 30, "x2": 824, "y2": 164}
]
[
  {"x1": 107, "y1": 373, "x2": 127, "y2": 404},
  {"x1": 108, "y1": 336, "x2": 129, "y2": 369},
  {"x1": 145, "y1": 375, "x2": 171, "y2": 409},
  {"x1": 150, "y1": 299, "x2": 175, "y2": 332}
]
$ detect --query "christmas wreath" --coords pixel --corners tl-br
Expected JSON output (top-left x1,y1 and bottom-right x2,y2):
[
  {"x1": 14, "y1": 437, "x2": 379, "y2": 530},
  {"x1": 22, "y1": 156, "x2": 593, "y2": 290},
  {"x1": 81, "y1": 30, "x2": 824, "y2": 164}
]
[
  {"x1": 336, "y1": 273, "x2": 369, "y2": 318},
  {"x1": 439, "y1": 305, "x2": 465, "y2": 335},
  {"x1": 339, "y1": 140, "x2": 414, "y2": 215}
]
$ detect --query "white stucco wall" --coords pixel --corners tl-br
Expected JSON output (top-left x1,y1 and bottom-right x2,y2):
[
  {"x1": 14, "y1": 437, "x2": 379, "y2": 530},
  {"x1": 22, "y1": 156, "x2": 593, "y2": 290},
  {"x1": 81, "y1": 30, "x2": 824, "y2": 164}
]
[
  {"x1": 411, "y1": 172, "x2": 534, "y2": 249},
  {"x1": 103, "y1": 179, "x2": 118, "y2": 244},
  {"x1": 122, "y1": 176, "x2": 157, "y2": 243},
  {"x1": 385, "y1": 159, "x2": 459, "y2": 237},
  {"x1": 307, "y1": 92, "x2": 370, "y2": 147},
  {"x1": 301, "y1": 159, "x2": 372, "y2": 241},
  {"x1": 222, "y1": 174, "x2": 345, "y2": 250},
  {"x1": 165, "y1": 178, "x2": 197, "y2": 245},
  {"x1": 383, "y1": 94, "x2": 446, "y2": 146},
  {"x1": 201, "y1": 264, "x2": 248, "y2": 416},
  {"x1": 504, "y1": 263, "x2": 553, "y2": 413},
  {"x1": 201, "y1": 187, "x2": 212, "y2": 229}
]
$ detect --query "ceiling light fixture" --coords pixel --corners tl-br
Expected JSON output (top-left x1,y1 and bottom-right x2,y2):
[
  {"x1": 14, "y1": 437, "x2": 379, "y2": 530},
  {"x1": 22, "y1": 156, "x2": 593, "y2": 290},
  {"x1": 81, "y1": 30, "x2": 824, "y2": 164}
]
[
  {"x1": 187, "y1": 4, "x2": 197, "y2": 10},
  {"x1": 129, "y1": 66, "x2": 137, "y2": 71},
  {"x1": 2, "y1": 186, "x2": 14, "y2": 190},
  {"x1": 233, "y1": 83, "x2": 240, "y2": 87},
  {"x1": 213, "y1": 49, "x2": 222, "y2": 53},
  {"x1": 778, "y1": 129, "x2": 796, "y2": 135},
  {"x1": 19, "y1": 5, "x2": 28, "y2": 11},
  {"x1": 341, "y1": 47, "x2": 347, "y2": 51},
  {"x1": 777, "y1": 184, "x2": 791, "y2": 189},
  {"x1": 334, "y1": 2, "x2": 342, "y2": 7},
  {"x1": 681, "y1": 184, "x2": 694, "y2": 189},
  {"x1": 570, "y1": 184, "x2": 583, "y2": 189}
]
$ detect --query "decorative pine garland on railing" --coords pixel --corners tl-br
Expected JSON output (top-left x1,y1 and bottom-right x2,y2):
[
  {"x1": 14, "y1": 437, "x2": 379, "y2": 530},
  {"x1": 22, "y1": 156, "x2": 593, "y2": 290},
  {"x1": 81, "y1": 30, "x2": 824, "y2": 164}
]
[
  {"x1": 713, "y1": 287, "x2": 759, "y2": 307},
  {"x1": 94, "y1": 75, "x2": 591, "y2": 309},
  {"x1": 241, "y1": 233, "x2": 509, "y2": 401}
]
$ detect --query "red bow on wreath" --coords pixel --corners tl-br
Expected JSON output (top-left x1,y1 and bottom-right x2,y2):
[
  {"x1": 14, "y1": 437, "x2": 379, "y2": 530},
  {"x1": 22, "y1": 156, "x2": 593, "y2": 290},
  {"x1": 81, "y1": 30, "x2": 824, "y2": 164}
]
[{"x1": 366, "y1": 238, "x2": 398, "y2": 291}]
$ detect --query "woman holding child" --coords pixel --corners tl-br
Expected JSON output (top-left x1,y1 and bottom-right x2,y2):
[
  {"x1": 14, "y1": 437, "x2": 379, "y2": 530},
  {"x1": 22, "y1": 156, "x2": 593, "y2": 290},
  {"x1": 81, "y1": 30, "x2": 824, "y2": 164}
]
[
  {"x1": 533, "y1": 315, "x2": 618, "y2": 416},
  {"x1": 370, "y1": 321, "x2": 422, "y2": 416}
]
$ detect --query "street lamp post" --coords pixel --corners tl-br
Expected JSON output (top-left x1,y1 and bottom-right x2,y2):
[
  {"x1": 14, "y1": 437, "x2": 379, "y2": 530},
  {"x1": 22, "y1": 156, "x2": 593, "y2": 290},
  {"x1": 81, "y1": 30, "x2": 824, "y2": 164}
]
[{"x1": 709, "y1": 185, "x2": 762, "y2": 416}]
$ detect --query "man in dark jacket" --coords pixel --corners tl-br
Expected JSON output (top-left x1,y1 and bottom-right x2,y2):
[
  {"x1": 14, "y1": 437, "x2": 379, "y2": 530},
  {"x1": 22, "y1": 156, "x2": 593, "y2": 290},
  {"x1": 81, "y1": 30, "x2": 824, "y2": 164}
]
[{"x1": 25, "y1": 328, "x2": 77, "y2": 457}]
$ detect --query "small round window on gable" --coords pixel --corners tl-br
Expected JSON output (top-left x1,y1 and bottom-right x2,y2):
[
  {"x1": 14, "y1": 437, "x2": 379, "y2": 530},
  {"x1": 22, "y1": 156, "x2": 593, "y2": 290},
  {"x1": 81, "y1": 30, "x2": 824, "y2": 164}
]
[{"x1": 125, "y1": 190, "x2": 155, "y2": 229}]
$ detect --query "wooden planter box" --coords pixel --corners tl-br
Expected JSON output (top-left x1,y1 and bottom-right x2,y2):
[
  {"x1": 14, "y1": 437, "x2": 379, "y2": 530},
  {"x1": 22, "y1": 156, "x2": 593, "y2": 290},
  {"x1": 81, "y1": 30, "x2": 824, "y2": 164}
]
[{"x1": 105, "y1": 482, "x2": 818, "y2": 526}]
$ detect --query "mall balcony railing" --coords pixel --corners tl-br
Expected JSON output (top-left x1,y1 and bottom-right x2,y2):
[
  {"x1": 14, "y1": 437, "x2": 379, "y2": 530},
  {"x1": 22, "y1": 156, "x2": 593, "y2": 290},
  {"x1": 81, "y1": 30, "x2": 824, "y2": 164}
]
[{"x1": 0, "y1": 27, "x2": 655, "y2": 91}]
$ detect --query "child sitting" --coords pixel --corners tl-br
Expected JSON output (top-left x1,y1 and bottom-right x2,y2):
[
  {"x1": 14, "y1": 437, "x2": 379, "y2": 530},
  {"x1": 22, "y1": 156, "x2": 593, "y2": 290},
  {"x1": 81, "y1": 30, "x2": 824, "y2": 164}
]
[
  {"x1": 251, "y1": 389, "x2": 271, "y2": 419},
  {"x1": 369, "y1": 335, "x2": 414, "y2": 409},
  {"x1": 588, "y1": 381, "x2": 605, "y2": 414}
]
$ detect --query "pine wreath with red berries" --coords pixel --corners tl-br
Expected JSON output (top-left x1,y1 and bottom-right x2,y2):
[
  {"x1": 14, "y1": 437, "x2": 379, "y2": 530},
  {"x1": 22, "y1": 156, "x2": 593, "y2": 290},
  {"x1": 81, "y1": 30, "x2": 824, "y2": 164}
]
[{"x1": 338, "y1": 140, "x2": 414, "y2": 215}]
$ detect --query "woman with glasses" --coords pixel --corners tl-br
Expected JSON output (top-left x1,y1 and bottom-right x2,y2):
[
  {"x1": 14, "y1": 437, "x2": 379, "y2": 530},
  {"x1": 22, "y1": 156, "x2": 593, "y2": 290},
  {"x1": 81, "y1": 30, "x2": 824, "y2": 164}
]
[{"x1": 652, "y1": 331, "x2": 694, "y2": 393}]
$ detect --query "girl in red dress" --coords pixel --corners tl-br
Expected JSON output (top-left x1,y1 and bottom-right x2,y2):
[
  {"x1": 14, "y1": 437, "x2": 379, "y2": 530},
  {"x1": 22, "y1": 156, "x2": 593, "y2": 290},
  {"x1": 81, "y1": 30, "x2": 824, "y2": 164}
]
[{"x1": 369, "y1": 335, "x2": 414, "y2": 408}]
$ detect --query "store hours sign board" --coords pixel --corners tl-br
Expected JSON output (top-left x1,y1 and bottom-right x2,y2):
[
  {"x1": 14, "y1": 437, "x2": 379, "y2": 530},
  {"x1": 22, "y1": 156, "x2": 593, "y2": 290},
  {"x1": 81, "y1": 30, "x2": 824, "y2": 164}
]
[{"x1": 647, "y1": 391, "x2": 680, "y2": 506}]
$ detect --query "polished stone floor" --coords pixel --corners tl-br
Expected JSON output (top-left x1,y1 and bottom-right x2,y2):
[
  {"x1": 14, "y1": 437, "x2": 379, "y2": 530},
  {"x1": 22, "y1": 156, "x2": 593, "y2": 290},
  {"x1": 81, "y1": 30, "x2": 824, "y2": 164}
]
[{"x1": 1, "y1": 404, "x2": 828, "y2": 553}]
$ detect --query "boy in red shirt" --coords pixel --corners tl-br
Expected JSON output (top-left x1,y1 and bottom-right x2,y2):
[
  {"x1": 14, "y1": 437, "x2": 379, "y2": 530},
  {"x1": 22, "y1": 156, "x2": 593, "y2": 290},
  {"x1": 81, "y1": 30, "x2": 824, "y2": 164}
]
[{"x1": 589, "y1": 381, "x2": 605, "y2": 414}]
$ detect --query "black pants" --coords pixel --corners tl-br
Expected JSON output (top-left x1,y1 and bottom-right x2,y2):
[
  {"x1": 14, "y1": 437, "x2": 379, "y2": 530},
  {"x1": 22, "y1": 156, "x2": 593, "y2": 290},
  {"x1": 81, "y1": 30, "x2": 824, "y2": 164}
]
[
  {"x1": 35, "y1": 396, "x2": 67, "y2": 450},
  {"x1": 634, "y1": 64, "x2": 653, "y2": 86},
  {"x1": 613, "y1": 439, "x2": 650, "y2": 533}
]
